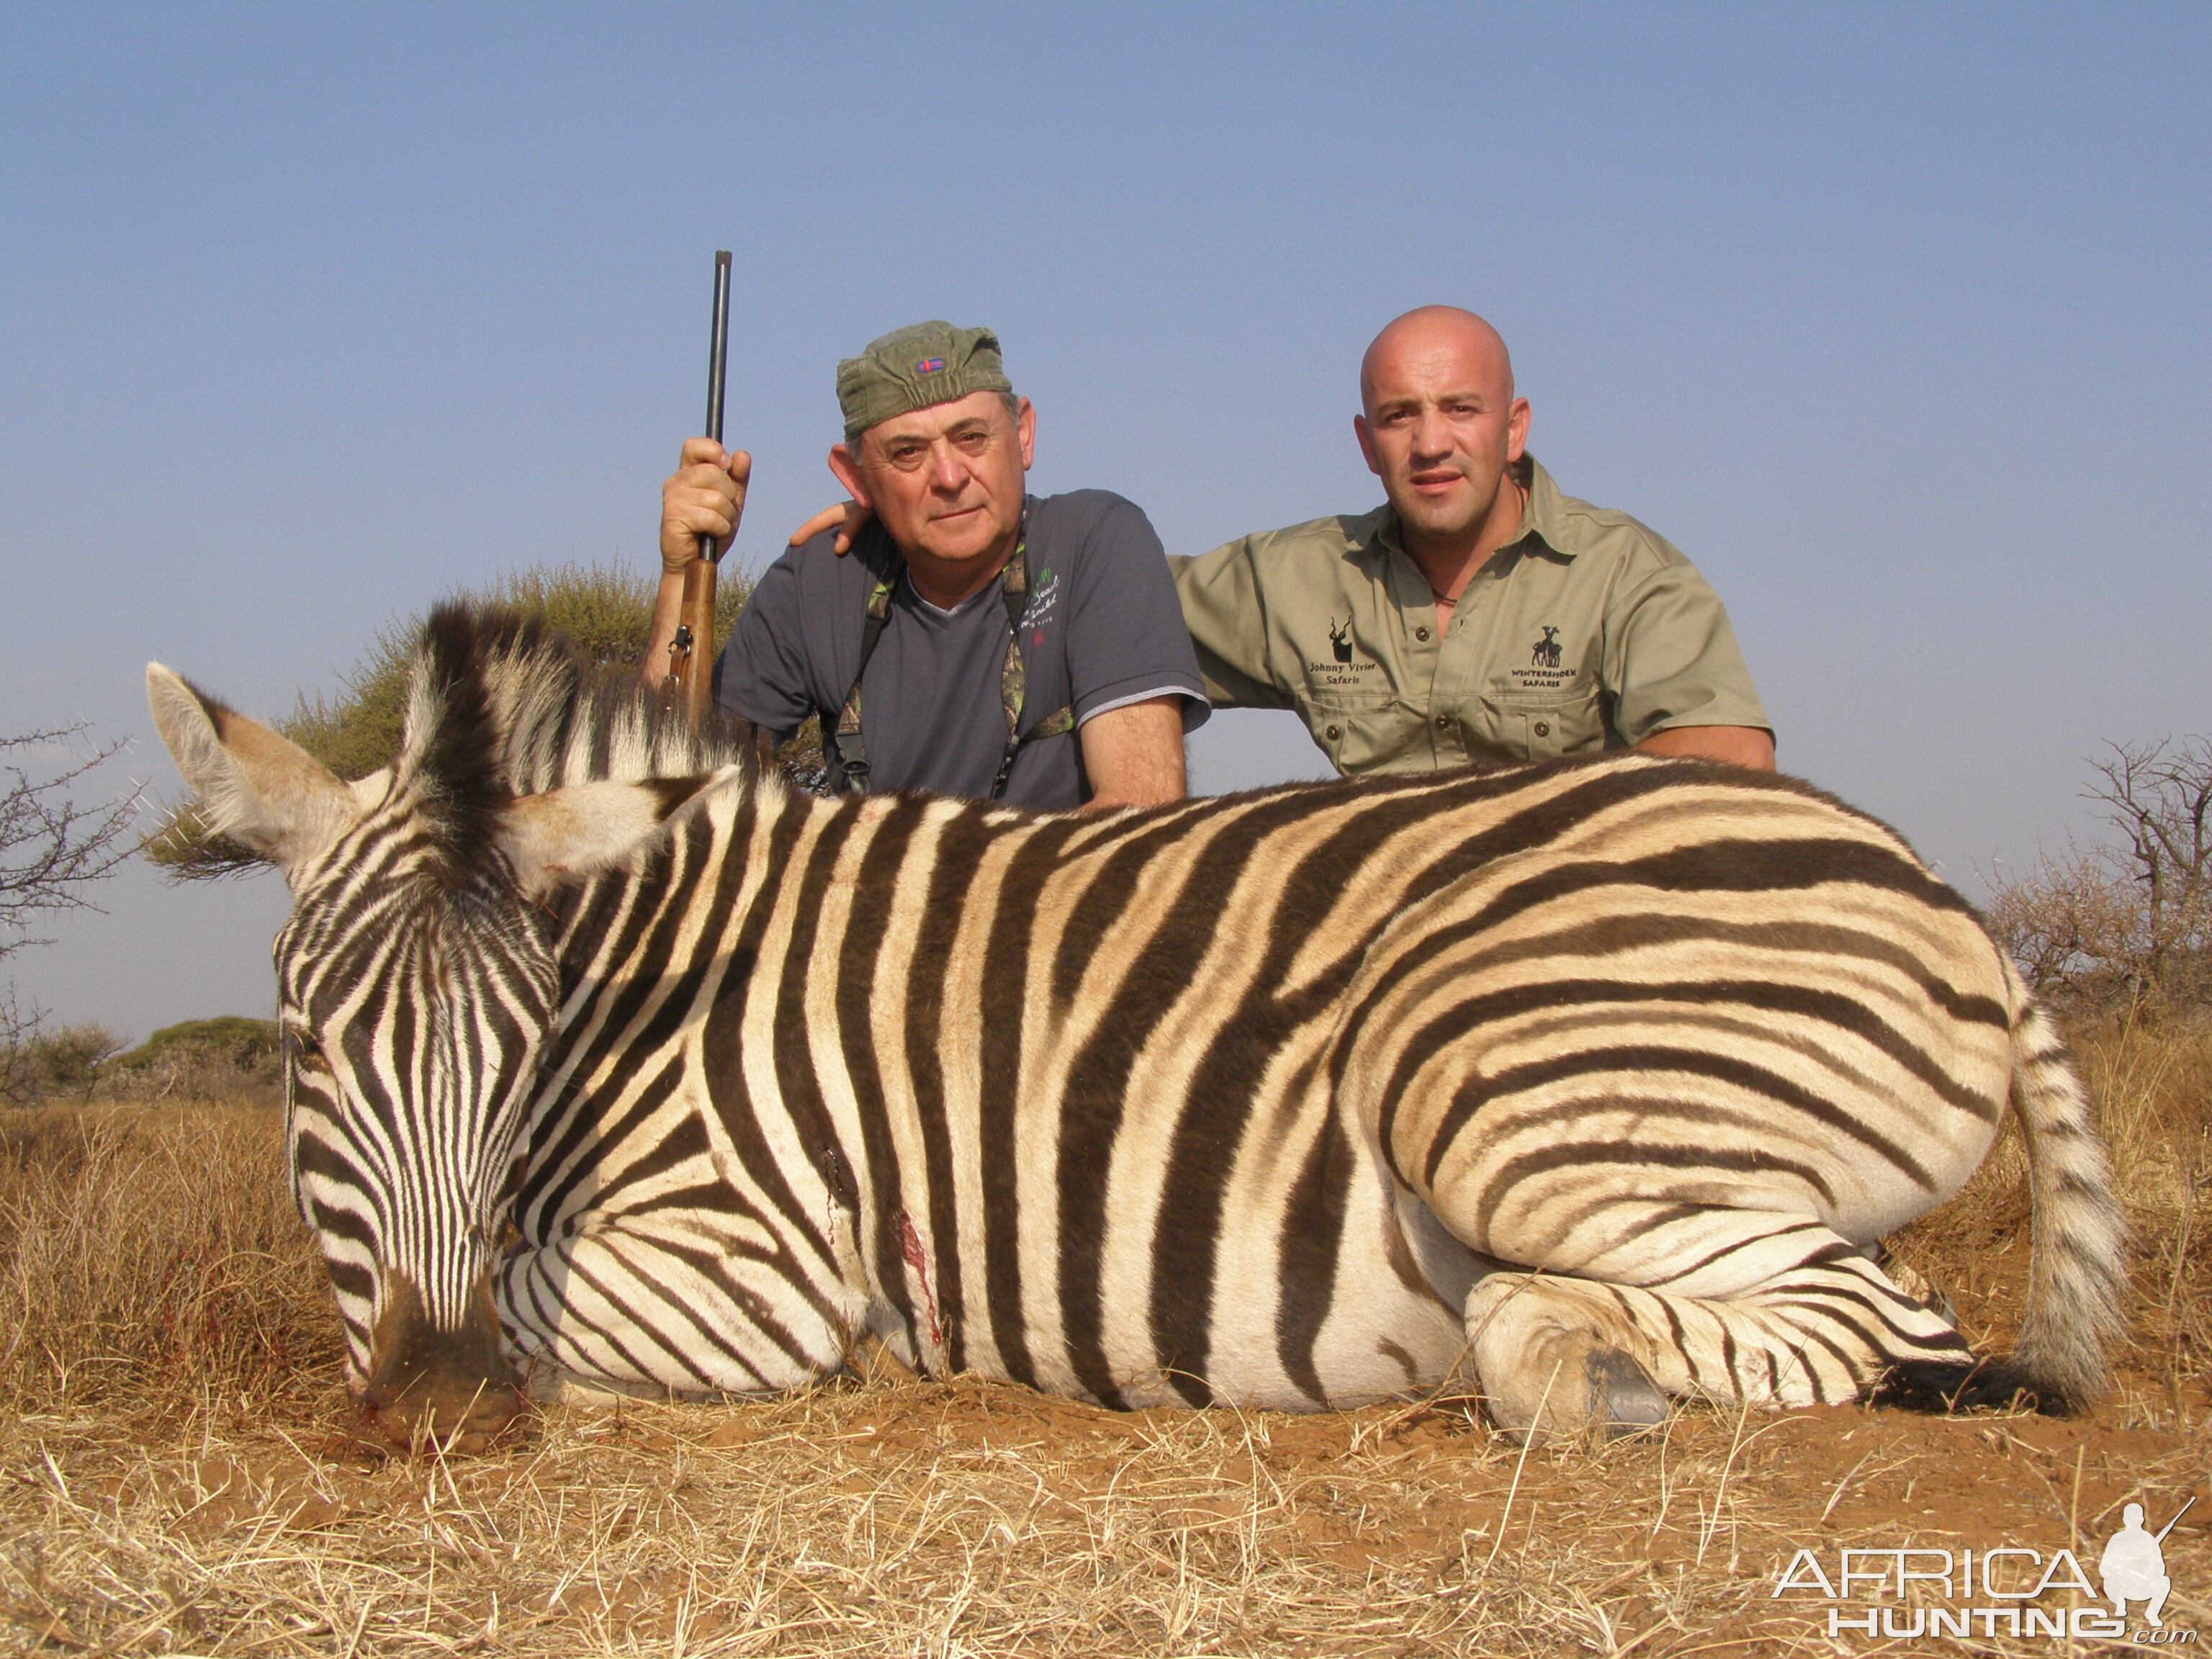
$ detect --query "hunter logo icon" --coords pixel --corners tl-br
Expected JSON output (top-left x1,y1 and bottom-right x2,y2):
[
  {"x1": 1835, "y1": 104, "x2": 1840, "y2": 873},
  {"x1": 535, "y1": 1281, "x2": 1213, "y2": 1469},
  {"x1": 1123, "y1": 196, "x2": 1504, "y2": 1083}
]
[
  {"x1": 1328, "y1": 616, "x2": 1354, "y2": 665},
  {"x1": 1532, "y1": 625, "x2": 1563, "y2": 669},
  {"x1": 2103, "y1": 1498, "x2": 2190, "y2": 1626}
]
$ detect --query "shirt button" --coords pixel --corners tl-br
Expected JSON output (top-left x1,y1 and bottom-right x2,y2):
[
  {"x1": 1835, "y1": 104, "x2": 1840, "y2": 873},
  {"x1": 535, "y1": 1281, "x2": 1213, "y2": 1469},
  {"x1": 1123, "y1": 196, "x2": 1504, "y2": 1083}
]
[
  {"x1": 1534, "y1": 721, "x2": 1550, "y2": 737},
  {"x1": 1326, "y1": 724, "x2": 1341, "y2": 741},
  {"x1": 1415, "y1": 626, "x2": 1430, "y2": 642},
  {"x1": 1433, "y1": 714, "x2": 1449, "y2": 730}
]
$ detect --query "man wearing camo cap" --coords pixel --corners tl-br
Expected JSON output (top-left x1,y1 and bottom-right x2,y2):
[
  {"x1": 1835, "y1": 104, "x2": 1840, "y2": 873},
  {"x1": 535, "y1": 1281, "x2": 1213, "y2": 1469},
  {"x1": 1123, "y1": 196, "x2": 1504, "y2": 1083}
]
[{"x1": 643, "y1": 320, "x2": 1206, "y2": 808}]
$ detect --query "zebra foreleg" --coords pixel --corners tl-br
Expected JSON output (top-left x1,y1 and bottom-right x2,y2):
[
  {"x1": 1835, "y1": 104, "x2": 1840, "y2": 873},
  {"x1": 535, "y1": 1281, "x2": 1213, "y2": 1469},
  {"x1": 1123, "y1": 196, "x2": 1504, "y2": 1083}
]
[
  {"x1": 1464, "y1": 1223, "x2": 1986, "y2": 1444},
  {"x1": 496, "y1": 1218, "x2": 864, "y2": 1403}
]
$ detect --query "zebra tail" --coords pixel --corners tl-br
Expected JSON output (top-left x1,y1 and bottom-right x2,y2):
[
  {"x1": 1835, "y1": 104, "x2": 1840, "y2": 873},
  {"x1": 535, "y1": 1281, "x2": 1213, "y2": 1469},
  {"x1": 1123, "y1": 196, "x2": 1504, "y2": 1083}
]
[{"x1": 2005, "y1": 966, "x2": 2128, "y2": 1409}]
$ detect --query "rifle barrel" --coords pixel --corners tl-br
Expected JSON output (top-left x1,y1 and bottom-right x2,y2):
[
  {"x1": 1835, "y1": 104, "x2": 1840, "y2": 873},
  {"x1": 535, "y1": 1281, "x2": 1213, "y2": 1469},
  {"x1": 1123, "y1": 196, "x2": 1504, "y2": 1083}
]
[
  {"x1": 673, "y1": 250, "x2": 735, "y2": 727},
  {"x1": 2156, "y1": 1495, "x2": 2196, "y2": 1542},
  {"x1": 705, "y1": 250, "x2": 732, "y2": 451}
]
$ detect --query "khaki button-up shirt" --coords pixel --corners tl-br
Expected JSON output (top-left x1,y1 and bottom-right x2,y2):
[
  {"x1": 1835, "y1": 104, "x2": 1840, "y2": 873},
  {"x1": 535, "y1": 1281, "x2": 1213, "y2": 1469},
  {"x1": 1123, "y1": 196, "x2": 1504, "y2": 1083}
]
[{"x1": 1169, "y1": 456, "x2": 1770, "y2": 775}]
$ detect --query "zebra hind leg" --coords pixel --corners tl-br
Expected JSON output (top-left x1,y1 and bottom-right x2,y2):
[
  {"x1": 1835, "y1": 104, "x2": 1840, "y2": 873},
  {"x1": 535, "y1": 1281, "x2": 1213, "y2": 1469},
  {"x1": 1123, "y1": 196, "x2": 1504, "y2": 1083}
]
[
  {"x1": 1848, "y1": 1247, "x2": 2052, "y2": 1409},
  {"x1": 1463, "y1": 1220, "x2": 1998, "y2": 1444}
]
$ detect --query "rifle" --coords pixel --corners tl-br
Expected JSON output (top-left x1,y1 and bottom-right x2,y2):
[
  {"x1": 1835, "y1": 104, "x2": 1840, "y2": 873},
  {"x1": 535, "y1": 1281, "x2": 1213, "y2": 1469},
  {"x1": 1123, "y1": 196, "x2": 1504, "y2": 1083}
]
[
  {"x1": 668, "y1": 250, "x2": 733, "y2": 724},
  {"x1": 2156, "y1": 1496, "x2": 2196, "y2": 1543}
]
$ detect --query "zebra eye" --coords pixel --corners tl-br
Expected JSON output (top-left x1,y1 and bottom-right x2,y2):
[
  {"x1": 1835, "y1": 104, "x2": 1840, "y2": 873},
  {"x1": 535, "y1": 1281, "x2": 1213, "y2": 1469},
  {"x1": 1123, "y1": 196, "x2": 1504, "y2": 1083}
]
[{"x1": 290, "y1": 1033, "x2": 332, "y2": 1076}]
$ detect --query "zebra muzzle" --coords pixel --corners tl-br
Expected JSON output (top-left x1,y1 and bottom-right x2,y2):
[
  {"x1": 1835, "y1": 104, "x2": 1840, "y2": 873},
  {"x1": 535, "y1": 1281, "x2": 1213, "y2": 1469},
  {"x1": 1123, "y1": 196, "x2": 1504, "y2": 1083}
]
[{"x1": 358, "y1": 1271, "x2": 526, "y2": 1454}]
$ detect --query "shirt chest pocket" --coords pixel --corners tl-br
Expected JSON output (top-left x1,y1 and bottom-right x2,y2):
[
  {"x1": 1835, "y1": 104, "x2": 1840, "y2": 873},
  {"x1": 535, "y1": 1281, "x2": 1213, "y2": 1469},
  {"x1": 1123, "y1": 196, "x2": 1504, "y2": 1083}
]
[
  {"x1": 1302, "y1": 687, "x2": 1410, "y2": 775},
  {"x1": 1475, "y1": 684, "x2": 1606, "y2": 760}
]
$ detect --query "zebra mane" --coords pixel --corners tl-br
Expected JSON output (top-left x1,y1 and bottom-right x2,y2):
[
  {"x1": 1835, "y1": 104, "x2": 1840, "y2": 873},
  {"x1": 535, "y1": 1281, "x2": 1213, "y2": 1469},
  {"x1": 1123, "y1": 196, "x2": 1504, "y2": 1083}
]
[{"x1": 396, "y1": 603, "x2": 753, "y2": 884}]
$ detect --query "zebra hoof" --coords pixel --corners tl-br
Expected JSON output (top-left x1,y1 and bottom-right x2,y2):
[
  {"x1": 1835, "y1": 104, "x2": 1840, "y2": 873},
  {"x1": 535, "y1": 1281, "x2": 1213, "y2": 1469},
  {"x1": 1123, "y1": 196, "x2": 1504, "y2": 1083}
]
[
  {"x1": 1483, "y1": 1342, "x2": 1671, "y2": 1447},
  {"x1": 1586, "y1": 1346, "x2": 1669, "y2": 1436},
  {"x1": 1467, "y1": 1277, "x2": 1676, "y2": 1445}
]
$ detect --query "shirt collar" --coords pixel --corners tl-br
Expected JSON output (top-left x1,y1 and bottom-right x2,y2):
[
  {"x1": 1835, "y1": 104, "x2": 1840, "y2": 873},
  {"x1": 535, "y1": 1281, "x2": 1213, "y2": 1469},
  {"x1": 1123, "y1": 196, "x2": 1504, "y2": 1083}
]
[
  {"x1": 1515, "y1": 454, "x2": 1574, "y2": 558},
  {"x1": 902, "y1": 565, "x2": 998, "y2": 620}
]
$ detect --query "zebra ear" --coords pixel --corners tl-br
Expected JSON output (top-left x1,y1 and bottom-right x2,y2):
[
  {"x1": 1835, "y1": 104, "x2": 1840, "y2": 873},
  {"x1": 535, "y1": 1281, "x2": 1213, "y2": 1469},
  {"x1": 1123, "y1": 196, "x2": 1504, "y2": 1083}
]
[
  {"x1": 147, "y1": 662, "x2": 357, "y2": 875},
  {"x1": 496, "y1": 776, "x2": 714, "y2": 897}
]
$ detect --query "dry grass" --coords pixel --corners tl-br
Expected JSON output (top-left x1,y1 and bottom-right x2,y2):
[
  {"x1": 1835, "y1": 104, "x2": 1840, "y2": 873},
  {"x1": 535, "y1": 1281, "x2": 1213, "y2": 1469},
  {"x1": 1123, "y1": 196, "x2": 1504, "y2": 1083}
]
[
  {"x1": 0, "y1": 1104, "x2": 332, "y2": 1419},
  {"x1": 1, "y1": 1019, "x2": 2208, "y2": 1657}
]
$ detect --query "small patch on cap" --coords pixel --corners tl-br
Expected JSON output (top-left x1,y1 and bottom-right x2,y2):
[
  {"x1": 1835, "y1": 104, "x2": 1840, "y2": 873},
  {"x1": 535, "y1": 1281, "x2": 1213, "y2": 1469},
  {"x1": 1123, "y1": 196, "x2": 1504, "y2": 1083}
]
[{"x1": 915, "y1": 356, "x2": 946, "y2": 374}]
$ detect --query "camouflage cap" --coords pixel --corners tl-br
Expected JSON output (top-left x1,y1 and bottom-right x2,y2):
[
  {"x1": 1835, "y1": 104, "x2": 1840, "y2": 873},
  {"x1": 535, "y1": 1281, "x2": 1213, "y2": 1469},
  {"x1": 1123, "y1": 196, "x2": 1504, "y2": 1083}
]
[{"x1": 836, "y1": 320, "x2": 1013, "y2": 441}]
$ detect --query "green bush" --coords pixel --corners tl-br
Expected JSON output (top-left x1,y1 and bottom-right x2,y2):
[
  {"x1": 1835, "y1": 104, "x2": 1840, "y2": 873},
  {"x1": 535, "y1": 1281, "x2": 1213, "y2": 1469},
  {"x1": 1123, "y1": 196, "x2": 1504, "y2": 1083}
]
[
  {"x1": 102, "y1": 1017, "x2": 284, "y2": 1104},
  {"x1": 110, "y1": 1016, "x2": 281, "y2": 1075},
  {"x1": 144, "y1": 559, "x2": 793, "y2": 878},
  {"x1": 0, "y1": 1023, "x2": 126, "y2": 1106}
]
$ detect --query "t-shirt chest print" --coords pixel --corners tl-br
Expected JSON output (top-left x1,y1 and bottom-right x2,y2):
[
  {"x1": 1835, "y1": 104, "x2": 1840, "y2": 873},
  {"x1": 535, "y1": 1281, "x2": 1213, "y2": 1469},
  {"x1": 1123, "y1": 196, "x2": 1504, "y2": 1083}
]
[{"x1": 1021, "y1": 565, "x2": 1061, "y2": 646}]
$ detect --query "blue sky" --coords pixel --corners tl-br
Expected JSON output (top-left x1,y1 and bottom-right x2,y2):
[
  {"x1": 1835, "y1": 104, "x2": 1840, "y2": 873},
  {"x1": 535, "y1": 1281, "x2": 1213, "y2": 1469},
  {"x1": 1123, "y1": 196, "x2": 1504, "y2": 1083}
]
[{"x1": 3, "y1": 5, "x2": 2206, "y2": 1037}]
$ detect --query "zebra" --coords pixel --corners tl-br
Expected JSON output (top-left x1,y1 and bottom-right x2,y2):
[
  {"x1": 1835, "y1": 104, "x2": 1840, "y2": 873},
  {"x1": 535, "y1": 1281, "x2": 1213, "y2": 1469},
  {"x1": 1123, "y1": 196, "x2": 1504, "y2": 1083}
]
[{"x1": 145, "y1": 605, "x2": 2126, "y2": 1449}]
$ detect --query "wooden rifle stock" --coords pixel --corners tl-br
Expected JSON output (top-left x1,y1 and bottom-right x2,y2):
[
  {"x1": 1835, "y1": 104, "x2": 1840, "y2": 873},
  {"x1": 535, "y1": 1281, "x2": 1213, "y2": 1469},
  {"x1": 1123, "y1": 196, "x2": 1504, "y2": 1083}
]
[
  {"x1": 673, "y1": 555, "x2": 716, "y2": 725},
  {"x1": 669, "y1": 249, "x2": 733, "y2": 725}
]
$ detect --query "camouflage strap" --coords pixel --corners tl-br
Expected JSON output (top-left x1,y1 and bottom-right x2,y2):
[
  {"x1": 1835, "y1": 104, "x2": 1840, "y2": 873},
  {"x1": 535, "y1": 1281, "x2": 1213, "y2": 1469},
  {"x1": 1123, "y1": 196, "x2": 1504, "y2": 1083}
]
[
  {"x1": 986, "y1": 541, "x2": 1074, "y2": 799},
  {"x1": 831, "y1": 534, "x2": 1074, "y2": 801},
  {"x1": 830, "y1": 568, "x2": 899, "y2": 792}
]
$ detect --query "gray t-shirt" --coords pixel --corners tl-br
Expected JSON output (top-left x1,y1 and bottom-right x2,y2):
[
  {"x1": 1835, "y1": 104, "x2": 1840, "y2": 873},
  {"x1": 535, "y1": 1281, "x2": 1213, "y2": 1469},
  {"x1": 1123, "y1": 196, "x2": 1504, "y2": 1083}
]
[{"x1": 716, "y1": 490, "x2": 1208, "y2": 807}]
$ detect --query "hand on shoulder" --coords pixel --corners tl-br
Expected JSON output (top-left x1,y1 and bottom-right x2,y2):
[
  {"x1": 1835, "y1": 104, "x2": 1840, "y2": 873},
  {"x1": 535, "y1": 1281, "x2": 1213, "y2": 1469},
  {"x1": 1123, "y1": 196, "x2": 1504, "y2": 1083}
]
[{"x1": 790, "y1": 499, "x2": 871, "y2": 554}]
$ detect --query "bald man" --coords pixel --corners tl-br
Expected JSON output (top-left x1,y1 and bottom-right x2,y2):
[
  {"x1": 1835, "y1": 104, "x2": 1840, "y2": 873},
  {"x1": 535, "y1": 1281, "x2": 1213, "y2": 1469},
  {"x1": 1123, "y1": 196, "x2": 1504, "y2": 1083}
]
[{"x1": 1170, "y1": 307, "x2": 1775, "y2": 775}]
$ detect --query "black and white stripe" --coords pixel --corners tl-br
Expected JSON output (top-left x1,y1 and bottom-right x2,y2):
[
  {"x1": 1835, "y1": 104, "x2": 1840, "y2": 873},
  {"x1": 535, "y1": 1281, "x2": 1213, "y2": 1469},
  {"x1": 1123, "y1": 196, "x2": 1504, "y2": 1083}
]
[{"x1": 150, "y1": 606, "x2": 2127, "y2": 1439}]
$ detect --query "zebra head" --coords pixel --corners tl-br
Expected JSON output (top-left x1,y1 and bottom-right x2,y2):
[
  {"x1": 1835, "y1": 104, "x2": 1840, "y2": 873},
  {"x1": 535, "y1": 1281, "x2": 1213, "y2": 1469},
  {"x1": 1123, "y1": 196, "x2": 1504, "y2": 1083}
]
[{"x1": 148, "y1": 609, "x2": 721, "y2": 1450}]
